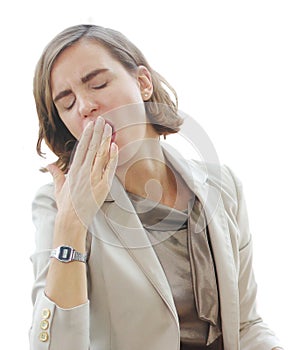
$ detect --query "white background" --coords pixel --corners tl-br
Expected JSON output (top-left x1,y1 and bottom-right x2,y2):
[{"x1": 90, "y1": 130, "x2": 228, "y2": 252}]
[{"x1": 0, "y1": 0, "x2": 291, "y2": 348}]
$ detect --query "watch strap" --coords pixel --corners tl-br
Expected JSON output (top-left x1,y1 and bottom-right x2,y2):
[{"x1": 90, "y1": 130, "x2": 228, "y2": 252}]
[{"x1": 72, "y1": 250, "x2": 88, "y2": 263}]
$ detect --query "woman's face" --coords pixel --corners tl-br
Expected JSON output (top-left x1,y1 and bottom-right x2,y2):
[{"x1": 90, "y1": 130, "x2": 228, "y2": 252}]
[{"x1": 51, "y1": 39, "x2": 155, "y2": 157}]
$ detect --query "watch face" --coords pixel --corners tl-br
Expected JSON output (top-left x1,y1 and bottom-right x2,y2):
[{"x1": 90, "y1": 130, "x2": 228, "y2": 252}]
[{"x1": 58, "y1": 246, "x2": 72, "y2": 261}]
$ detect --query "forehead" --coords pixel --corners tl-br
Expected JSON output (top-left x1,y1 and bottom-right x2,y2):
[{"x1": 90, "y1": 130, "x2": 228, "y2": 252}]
[{"x1": 51, "y1": 39, "x2": 122, "y2": 88}]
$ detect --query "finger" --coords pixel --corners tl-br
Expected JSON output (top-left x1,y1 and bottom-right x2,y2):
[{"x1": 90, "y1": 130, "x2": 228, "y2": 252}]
[
  {"x1": 47, "y1": 164, "x2": 66, "y2": 195},
  {"x1": 100, "y1": 142, "x2": 118, "y2": 189},
  {"x1": 83, "y1": 116, "x2": 105, "y2": 168},
  {"x1": 91, "y1": 123, "x2": 113, "y2": 178},
  {"x1": 70, "y1": 121, "x2": 95, "y2": 171}
]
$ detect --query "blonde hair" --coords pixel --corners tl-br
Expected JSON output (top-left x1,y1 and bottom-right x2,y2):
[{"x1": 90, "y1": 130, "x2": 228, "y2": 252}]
[{"x1": 34, "y1": 24, "x2": 183, "y2": 172}]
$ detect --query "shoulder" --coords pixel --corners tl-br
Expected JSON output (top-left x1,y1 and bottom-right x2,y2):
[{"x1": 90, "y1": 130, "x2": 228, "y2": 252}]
[
  {"x1": 190, "y1": 159, "x2": 241, "y2": 214},
  {"x1": 190, "y1": 159, "x2": 239, "y2": 191},
  {"x1": 190, "y1": 160, "x2": 252, "y2": 249}
]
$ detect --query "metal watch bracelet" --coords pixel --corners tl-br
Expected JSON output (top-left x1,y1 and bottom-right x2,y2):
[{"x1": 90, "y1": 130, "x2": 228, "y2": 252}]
[{"x1": 50, "y1": 245, "x2": 88, "y2": 263}]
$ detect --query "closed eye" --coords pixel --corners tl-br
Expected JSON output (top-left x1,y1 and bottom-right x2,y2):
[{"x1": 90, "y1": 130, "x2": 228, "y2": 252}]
[
  {"x1": 92, "y1": 82, "x2": 108, "y2": 90},
  {"x1": 65, "y1": 98, "x2": 76, "y2": 110}
]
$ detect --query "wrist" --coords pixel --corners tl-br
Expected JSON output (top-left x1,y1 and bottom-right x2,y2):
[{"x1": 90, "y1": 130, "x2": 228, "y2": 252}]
[
  {"x1": 55, "y1": 212, "x2": 88, "y2": 234},
  {"x1": 53, "y1": 213, "x2": 88, "y2": 252}
]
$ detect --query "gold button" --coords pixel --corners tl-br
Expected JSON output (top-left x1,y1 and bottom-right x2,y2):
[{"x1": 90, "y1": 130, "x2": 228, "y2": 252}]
[
  {"x1": 39, "y1": 331, "x2": 49, "y2": 342},
  {"x1": 41, "y1": 308, "x2": 51, "y2": 319},
  {"x1": 40, "y1": 319, "x2": 49, "y2": 330}
]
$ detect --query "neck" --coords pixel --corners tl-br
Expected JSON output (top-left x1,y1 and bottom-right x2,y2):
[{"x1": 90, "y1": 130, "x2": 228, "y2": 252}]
[
  {"x1": 115, "y1": 138, "x2": 175, "y2": 201},
  {"x1": 116, "y1": 137, "x2": 193, "y2": 210}
]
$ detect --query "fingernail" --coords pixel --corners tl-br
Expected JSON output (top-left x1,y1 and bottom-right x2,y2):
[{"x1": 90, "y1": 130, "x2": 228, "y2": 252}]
[
  {"x1": 105, "y1": 123, "x2": 112, "y2": 134},
  {"x1": 111, "y1": 142, "x2": 118, "y2": 151},
  {"x1": 85, "y1": 121, "x2": 94, "y2": 129}
]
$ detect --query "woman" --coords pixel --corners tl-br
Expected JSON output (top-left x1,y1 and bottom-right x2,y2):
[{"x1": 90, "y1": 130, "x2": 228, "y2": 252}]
[{"x1": 29, "y1": 24, "x2": 283, "y2": 350}]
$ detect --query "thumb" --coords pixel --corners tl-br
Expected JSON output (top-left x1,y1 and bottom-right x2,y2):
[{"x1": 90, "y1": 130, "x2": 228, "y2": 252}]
[{"x1": 46, "y1": 163, "x2": 66, "y2": 194}]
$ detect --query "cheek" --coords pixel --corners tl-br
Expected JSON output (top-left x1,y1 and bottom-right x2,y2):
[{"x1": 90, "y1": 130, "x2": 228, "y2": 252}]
[
  {"x1": 59, "y1": 115, "x2": 83, "y2": 140},
  {"x1": 108, "y1": 82, "x2": 143, "y2": 110},
  {"x1": 104, "y1": 102, "x2": 147, "y2": 141}
]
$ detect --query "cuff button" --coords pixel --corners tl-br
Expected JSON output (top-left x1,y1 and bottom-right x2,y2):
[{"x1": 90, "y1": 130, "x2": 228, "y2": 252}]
[
  {"x1": 41, "y1": 308, "x2": 51, "y2": 319},
  {"x1": 40, "y1": 319, "x2": 49, "y2": 330},
  {"x1": 39, "y1": 331, "x2": 49, "y2": 342}
]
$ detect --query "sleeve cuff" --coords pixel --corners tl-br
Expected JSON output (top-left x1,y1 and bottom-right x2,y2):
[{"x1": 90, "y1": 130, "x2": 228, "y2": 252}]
[{"x1": 29, "y1": 291, "x2": 89, "y2": 350}]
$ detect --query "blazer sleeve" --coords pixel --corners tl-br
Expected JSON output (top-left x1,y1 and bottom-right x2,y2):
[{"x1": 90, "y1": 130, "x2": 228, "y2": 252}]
[
  {"x1": 224, "y1": 165, "x2": 283, "y2": 350},
  {"x1": 29, "y1": 183, "x2": 90, "y2": 350}
]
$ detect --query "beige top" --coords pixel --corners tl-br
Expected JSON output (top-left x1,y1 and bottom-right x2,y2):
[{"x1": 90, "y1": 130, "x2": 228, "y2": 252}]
[{"x1": 128, "y1": 192, "x2": 223, "y2": 349}]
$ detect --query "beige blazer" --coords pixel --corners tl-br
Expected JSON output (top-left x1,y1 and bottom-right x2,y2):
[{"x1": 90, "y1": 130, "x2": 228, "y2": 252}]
[{"x1": 29, "y1": 143, "x2": 281, "y2": 350}]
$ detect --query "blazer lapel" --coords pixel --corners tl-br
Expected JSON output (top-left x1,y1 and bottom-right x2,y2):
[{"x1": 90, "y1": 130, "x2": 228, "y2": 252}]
[
  {"x1": 205, "y1": 192, "x2": 240, "y2": 349},
  {"x1": 162, "y1": 144, "x2": 240, "y2": 349},
  {"x1": 100, "y1": 142, "x2": 239, "y2": 348},
  {"x1": 103, "y1": 176, "x2": 179, "y2": 324}
]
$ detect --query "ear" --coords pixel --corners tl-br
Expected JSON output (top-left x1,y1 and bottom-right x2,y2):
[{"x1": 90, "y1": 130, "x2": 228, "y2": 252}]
[{"x1": 136, "y1": 65, "x2": 153, "y2": 101}]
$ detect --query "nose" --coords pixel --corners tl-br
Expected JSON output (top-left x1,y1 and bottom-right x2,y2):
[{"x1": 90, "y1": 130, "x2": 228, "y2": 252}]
[{"x1": 77, "y1": 94, "x2": 99, "y2": 119}]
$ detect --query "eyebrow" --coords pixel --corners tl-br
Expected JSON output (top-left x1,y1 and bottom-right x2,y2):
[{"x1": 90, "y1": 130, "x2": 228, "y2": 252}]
[
  {"x1": 53, "y1": 68, "x2": 110, "y2": 103},
  {"x1": 81, "y1": 68, "x2": 109, "y2": 83}
]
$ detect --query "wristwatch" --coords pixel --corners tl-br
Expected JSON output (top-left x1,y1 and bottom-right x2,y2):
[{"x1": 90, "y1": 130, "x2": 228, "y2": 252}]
[{"x1": 50, "y1": 245, "x2": 88, "y2": 263}]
